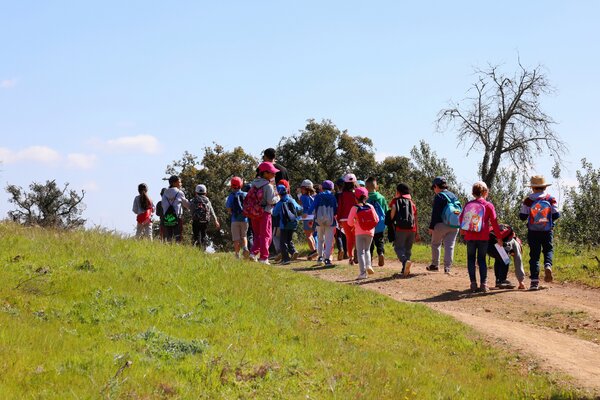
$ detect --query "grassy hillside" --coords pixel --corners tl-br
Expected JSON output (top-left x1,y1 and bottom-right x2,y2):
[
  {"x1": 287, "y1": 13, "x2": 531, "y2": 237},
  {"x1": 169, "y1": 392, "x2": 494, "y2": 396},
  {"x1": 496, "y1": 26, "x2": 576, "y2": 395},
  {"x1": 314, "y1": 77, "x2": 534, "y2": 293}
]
[{"x1": 0, "y1": 223, "x2": 582, "y2": 399}]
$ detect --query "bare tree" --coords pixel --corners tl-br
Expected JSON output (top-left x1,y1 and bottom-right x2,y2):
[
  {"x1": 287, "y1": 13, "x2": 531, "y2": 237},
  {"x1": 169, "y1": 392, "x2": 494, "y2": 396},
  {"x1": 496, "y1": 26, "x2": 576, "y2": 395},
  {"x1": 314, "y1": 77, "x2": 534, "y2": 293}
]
[
  {"x1": 437, "y1": 61, "x2": 566, "y2": 187},
  {"x1": 6, "y1": 180, "x2": 86, "y2": 229}
]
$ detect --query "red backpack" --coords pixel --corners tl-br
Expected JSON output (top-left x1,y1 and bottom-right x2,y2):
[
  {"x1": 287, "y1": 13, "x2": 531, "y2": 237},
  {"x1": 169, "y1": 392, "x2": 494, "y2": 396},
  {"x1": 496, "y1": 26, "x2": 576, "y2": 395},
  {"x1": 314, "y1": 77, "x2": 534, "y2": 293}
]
[
  {"x1": 355, "y1": 204, "x2": 378, "y2": 231},
  {"x1": 243, "y1": 183, "x2": 267, "y2": 219}
]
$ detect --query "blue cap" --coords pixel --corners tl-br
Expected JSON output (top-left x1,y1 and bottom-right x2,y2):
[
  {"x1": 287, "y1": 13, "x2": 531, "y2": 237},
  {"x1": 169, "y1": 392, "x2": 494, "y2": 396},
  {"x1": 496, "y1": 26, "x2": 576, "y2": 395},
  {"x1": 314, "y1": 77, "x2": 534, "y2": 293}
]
[
  {"x1": 357, "y1": 179, "x2": 365, "y2": 187},
  {"x1": 276, "y1": 184, "x2": 287, "y2": 195}
]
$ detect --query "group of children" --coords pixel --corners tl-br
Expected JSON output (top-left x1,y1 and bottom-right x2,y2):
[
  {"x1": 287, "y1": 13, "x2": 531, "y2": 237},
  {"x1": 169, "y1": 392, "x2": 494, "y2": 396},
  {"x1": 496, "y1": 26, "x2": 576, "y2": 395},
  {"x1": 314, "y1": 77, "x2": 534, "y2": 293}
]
[{"x1": 132, "y1": 154, "x2": 559, "y2": 291}]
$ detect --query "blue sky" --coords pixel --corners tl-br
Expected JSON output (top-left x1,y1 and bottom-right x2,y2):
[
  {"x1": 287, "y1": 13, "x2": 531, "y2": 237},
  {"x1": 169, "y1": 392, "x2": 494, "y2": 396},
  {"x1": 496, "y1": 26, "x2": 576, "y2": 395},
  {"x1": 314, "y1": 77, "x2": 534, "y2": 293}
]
[{"x1": 1, "y1": 1, "x2": 598, "y2": 234}]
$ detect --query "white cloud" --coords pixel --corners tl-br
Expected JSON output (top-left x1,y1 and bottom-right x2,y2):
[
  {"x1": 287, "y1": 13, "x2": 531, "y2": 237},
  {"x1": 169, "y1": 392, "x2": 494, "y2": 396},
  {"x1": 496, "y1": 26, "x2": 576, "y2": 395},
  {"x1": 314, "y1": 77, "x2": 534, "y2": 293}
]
[
  {"x1": 106, "y1": 135, "x2": 161, "y2": 154},
  {"x1": 1, "y1": 79, "x2": 17, "y2": 89},
  {"x1": 375, "y1": 152, "x2": 397, "y2": 162},
  {"x1": 82, "y1": 181, "x2": 100, "y2": 192},
  {"x1": 0, "y1": 145, "x2": 61, "y2": 164},
  {"x1": 67, "y1": 153, "x2": 97, "y2": 169}
]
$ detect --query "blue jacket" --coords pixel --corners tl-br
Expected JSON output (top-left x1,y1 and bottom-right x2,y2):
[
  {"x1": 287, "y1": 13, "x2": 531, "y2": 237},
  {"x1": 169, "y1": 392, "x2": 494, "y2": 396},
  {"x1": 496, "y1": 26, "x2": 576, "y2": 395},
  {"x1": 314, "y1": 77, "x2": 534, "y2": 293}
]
[
  {"x1": 429, "y1": 190, "x2": 458, "y2": 229},
  {"x1": 273, "y1": 195, "x2": 302, "y2": 230},
  {"x1": 308, "y1": 190, "x2": 338, "y2": 227}
]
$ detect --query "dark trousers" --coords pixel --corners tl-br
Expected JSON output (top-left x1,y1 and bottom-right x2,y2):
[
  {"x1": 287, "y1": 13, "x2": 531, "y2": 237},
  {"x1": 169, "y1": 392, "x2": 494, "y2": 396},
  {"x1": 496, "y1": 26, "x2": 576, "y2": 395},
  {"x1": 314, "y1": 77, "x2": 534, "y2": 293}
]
[
  {"x1": 488, "y1": 242, "x2": 509, "y2": 283},
  {"x1": 280, "y1": 229, "x2": 297, "y2": 262},
  {"x1": 192, "y1": 221, "x2": 209, "y2": 248},
  {"x1": 467, "y1": 240, "x2": 488, "y2": 284},
  {"x1": 335, "y1": 228, "x2": 347, "y2": 255},
  {"x1": 527, "y1": 230, "x2": 554, "y2": 281},
  {"x1": 370, "y1": 232, "x2": 385, "y2": 257},
  {"x1": 164, "y1": 219, "x2": 183, "y2": 243}
]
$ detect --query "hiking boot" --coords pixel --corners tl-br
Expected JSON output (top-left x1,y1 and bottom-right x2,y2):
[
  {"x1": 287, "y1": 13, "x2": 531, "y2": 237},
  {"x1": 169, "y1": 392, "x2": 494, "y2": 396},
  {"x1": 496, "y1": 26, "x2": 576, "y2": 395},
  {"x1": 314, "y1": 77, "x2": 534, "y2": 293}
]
[
  {"x1": 544, "y1": 265, "x2": 553, "y2": 283},
  {"x1": 378, "y1": 254, "x2": 385, "y2": 267},
  {"x1": 367, "y1": 266, "x2": 375, "y2": 275},
  {"x1": 324, "y1": 259, "x2": 332, "y2": 267},
  {"x1": 356, "y1": 273, "x2": 368, "y2": 280},
  {"x1": 529, "y1": 281, "x2": 540, "y2": 291},
  {"x1": 403, "y1": 260, "x2": 412, "y2": 277},
  {"x1": 470, "y1": 282, "x2": 478, "y2": 293},
  {"x1": 426, "y1": 265, "x2": 439, "y2": 272},
  {"x1": 480, "y1": 283, "x2": 489, "y2": 293},
  {"x1": 337, "y1": 250, "x2": 344, "y2": 261},
  {"x1": 307, "y1": 250, "x2": 318, "y2": 260},
  {"x1": 518, "y1": 281, "x2": 526, "y2": 290},
  {"x1": 291, "y1": 252, "x2": 299, "y2": 261}
]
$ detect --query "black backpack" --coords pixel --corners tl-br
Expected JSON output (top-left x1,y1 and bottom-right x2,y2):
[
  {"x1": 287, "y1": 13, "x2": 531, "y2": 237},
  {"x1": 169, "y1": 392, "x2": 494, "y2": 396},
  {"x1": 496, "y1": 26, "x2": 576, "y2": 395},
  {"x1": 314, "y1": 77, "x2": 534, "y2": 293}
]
[
  {"x1": 280, "y1": 200, "x2": 298, "y2": 226},
  {"x1": 192, "y1": 197, "x2": 210, "y2": 223},
  {"x1": 163, "y1": 193, "x2": 179, "y2": 227},
  {"x1": 394, "y1": 197, "x2": 415, "y2": 229}
]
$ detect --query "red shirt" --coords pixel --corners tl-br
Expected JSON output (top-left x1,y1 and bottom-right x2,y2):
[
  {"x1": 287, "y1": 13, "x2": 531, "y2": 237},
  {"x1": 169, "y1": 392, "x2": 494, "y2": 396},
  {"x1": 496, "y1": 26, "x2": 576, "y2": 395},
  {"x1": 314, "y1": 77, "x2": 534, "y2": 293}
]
[{"x1": 337, "y1": 191, "x2": 357, "y2": 221}]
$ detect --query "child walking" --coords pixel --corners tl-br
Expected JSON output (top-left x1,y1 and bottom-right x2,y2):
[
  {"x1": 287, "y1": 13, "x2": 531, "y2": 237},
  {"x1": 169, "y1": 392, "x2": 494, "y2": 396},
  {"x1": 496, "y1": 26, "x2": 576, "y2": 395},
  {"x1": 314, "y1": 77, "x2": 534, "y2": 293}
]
[
  {"x1": 272, "y1": 184, "x2": 302, "y2": 265},
  {"x1": 337, "y1": 174, "x2": 358, "y2": 265},
  {"x1": 226, "y1": 177, "x2": 249, "y2": 259},
  {"x1": 190, "y1": 184, "x2": 220, "y2": 249},
  {"x1": 246, "y1": 162, "x2": 280, "y2": 264},
  {"x1": 389, "y1": 183, "x2": 419, "y2": 276},
  {"x1": 309, "y1": 180, "x2": 338, "y2": 266},
  {"x1": 519, "y1": 175, "x2": 560, "y2": 290},
  {"x1": 366, "y1": 177, "x2": 388, "y2": 266},
  {"x1": 459, "y1": 181, "x2": 503, "y2": 292},
  {"x1": 334, "y1": 178, "x2": 348, "y2": 261},
  {"x1": 132, "y1": 183, "x2": 154, "y2": 240},
  {"x1": 161, "y1": 175, "x2": 191, "y2": 243},
  {"x1": 347, "y1": 187, "x2": 379, "y2": 280},
  {"x1": 298, "y1": 179, "x2": 318, "y2": 260}
]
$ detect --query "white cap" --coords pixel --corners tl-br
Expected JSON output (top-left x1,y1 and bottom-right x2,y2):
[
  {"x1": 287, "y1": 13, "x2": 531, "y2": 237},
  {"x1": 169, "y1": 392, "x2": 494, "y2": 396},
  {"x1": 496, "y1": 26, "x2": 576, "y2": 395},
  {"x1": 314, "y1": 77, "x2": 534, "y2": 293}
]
[
  {"x1": 343, "y1": 173, "x2": 357, "y2": 183},
  {"x1": 300, "y1": 179, "x2": 313, "y2": 188},
  {"x1": 195, "y1": 184, "x2": 207, "y2": 194}
]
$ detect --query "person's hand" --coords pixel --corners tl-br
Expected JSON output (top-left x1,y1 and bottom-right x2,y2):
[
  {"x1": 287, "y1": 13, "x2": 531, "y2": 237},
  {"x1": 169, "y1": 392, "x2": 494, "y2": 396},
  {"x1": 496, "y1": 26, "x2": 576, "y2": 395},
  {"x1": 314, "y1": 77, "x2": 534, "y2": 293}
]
[
  {"x1": 215, "y1": 221, "x2": 221, "y2": 230},
  {"x1": 496, "y1": 238, "x2": 503, "y2": 247},
  {"x1": 428, "y1": 228, "x2": 433, "y2": 236}
]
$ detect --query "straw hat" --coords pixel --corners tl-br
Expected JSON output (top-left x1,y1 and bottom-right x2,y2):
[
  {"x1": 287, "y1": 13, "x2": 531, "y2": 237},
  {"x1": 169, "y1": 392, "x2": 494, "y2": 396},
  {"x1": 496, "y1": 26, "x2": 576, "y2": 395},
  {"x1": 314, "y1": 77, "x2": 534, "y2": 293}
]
[{"x1": 529, "y1": 175, "x2": 552, "y2": 188}]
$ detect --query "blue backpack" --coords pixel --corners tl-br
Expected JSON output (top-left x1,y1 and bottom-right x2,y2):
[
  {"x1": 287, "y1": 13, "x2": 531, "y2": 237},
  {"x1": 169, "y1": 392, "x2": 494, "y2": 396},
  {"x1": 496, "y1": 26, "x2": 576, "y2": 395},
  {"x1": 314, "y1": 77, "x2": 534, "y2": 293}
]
[
  {"x1": 368, "y1": 199, "x2": 386, "y2": 234},
  {"x1": 440, "y1": 192, "x2": 462, "y2": 228},
  {"x1": 528, "y1": 195, "x2": 553, "y2": 231},
  {"x1": 231, "y1": 192, "x2": 245, "y2": 217}
]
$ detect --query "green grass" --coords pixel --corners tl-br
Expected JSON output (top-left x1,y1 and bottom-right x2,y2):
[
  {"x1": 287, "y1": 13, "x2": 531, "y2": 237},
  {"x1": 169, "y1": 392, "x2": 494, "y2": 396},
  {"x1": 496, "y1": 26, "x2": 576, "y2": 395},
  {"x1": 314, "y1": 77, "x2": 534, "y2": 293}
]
[
  {"x1": 383, "y1": 240, "x2": 600, "y2": 288},
  {"x1": 0, "y1": 223, "x2": 584, "y2": 399}
]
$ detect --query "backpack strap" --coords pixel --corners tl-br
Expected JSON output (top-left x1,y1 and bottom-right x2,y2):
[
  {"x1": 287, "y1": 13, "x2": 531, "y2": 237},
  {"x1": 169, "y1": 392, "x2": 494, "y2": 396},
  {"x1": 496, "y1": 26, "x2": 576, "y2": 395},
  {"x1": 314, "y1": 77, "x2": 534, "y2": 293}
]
[{"x1": 439, "y1": 191, "x2": 452, "y2": 204}]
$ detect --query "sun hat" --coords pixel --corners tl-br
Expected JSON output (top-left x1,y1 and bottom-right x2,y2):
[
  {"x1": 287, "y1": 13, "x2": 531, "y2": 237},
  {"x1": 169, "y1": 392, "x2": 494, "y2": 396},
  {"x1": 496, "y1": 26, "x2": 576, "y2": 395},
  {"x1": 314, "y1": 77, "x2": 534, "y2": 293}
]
[
  {"x1": 276, "y1": 184, "x2": 288, "y2": 195},
  {"x1": 343, "y1": 173, "x2": 357, "y2": 183},
  {"x1": 431, "y1": 176, "x2": 447, "y2": 189},
  {"x1": 529, "y1": 175, "x2": 552, "y2": 188},
  {"x1": 257, "y1": 161, "x2": 279, "y2": 174},
  {"x1": 195, "y1": 184, "x2": 207, "y2": 194},
  {"x1": 354, "y1": 187, "x2": 369, "y2": 199},
  {"x1": 230, "y1": 176, "x2": 243, "y2": 189},
  {"x1": 300, "y1": 179, "x2": 313, "y2": 188},
  {"x1": 322, "y1": 180, "x2": 334, "y2": 191}
]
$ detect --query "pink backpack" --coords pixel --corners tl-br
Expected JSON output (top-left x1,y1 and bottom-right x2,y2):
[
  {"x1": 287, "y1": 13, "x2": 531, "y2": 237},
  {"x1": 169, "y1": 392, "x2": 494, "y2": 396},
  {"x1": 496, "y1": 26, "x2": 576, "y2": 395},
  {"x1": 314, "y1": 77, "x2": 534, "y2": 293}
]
[
  {"x1": 460, "y1": 200, "x2": 486, "y2": 232},
  {"x1": 243, "y1": 183, "x2": 267, "y2": 219}
]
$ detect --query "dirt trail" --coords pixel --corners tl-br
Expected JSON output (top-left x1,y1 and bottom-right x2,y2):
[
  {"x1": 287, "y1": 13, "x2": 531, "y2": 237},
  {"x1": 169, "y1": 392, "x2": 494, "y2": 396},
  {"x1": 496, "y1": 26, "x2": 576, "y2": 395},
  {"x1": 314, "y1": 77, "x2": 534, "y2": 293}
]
[{"x1": 290, "y1": 259, "x2": 600, "y2": 396}]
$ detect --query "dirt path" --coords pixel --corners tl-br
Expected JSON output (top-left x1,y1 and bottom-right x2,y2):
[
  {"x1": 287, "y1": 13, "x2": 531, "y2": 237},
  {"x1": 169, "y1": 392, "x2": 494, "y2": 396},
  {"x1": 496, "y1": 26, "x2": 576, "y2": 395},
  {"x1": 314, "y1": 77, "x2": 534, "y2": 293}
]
[{"x1": 287, "y1": 258, "x2": 600, "y2": 396}]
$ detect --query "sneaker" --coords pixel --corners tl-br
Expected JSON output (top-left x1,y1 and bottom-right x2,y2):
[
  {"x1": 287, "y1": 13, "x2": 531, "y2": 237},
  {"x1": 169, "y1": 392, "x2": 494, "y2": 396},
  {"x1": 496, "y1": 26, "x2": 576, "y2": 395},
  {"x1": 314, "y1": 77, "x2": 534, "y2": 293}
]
[
  {"x1": 480, "y1": 283, "x2": 489, "y2": 293},
  {"x1": 235, "y1": 252, "x2": 241, "y2": 259},
  {"x1": 356, "y1": 273, "x2": 368, "y2": 280},
  {"x1": 343, "y1": 253, "x2": 349, "y2": 260},
  {"x1": 307, "y1": 250, "x2": 318, "y2": 260},
  {"x1": 470, "y1": 282, "x2": 478, "y2": 293},
  {"x1": 316, "y1": 257, "x2": 323, "y2": 266},
  {"x1": 378, "y1": 254, "x2": 385, "y2": 267},
  {"x1": 529, "y1": 281, "x2": 540, "y2": 291},
  {"x1": 444, "y1": 267, "x2": 451, "y2": 274},
  {"x1": 273, "y1": 254, "x2": 282, "y2": 263},
  {"x1": 291, "y1": 252, "x2": 299, "y2": 261},
  {"x1": 403, "y1": 260, "x2": 412, "y2": 277},
  {"x1": 242, "y1": 249, "x2": 250, "y2": 259},
  {"x1": 349, "y1": 257, "x2": 355, "y2": 266},
  {"x1": 249, "y1": 253, "x2": 258, "y2": 262},
  {"x1": 500, "y1": 279, "x2": 514, "y2": 288},
  {"x1": 324, "y1": 259, "x2": 332, "y2": 266},
  {"x1": 518, "y1": 282, "x2": 526, "y2": 290},
  {"x1": 258, "y1": 259, "x2": 270, "y2": 265},
  {"x1": 366, "y1": 266, "x2": 375, "y2": 275},
  {"x1": 544, "y1": 266, "x2": 553, "y2": 283},
  {"x1": 495, "y1": 281, "x2": 502, "y2": 289},
  {"x1": 280, "y1": 260, "x2": 291, "y2": 266},
  {"x1": 337, "y1": 250, "x2": 344, "y2": 261},
  {"x1": 426, "y1": 265, "x2": 439, "y2": 272}
]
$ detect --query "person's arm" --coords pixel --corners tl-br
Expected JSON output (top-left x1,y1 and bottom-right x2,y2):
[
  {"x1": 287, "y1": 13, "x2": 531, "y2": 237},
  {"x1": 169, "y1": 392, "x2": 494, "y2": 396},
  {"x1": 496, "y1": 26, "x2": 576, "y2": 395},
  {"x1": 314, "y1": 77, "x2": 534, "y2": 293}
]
[
  {"x1": 225, "y1": 194, "x2": 233, "y2": 214},
  {"x1": 308, "y1": 195, "x2": 319, "y2": 215},
  {"x1": 550, "y1": 196, "x2": 560, "y2": 222},
  {"x1": 519, "y1": 197, "x2": 530, "y2": 221},
  {"x1": 347, "y1": 206, "x2": 357, "y2": 227},
  {"x1": 132, "y1": 196, "x2": 140, "y2": 214},
  {"x1": 292, "y1": 199, "x2": 303, "y2": 212},
  {"x1": 488, "y1": 203, "x2": 503, "y2": 245},
  {"x1": 413, "y1": 201, "x2": 420, "y2": 241},
  {"x1": 370, "y1": 204, "x2": 379, "y2": 223},
  {"x1": 179, "y1": 191, "x2": 191, "y2": 210},
  {"x1": 207, "y1": 199, "x2": 220, "y2": 228},
  {"x1": 429, "y1": 194, "x2": 445, "y2": 231}
]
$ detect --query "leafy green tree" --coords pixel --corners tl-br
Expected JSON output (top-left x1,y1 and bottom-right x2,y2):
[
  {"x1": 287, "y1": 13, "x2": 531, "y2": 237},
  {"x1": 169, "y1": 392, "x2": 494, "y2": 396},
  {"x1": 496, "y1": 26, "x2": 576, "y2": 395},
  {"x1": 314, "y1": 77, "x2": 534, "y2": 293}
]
[
  {"x1": 165, "y1": 145, "x2": 258, "y2": 250},
  {"x1": 5, "y1": 180, "x2": 86, "y2": 229},
  {"x1": 374, "y1": 156, "x2": 412, "y2": 200},
  {"x1": 559, "y1": 159, "x2": 600, "y2": 247},
  {"x1": 276, "y1": 119, "x2": 377, "y2": 187}
]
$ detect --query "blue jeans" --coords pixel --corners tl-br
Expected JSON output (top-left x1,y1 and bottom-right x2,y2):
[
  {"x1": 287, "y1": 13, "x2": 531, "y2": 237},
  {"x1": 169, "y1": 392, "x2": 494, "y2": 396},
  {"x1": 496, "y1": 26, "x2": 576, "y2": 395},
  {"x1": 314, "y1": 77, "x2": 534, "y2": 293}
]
[
  {"x1": 466, "y1": 240, "x2": 488, "y2": 285},
  {"x1": 527, "y1": 230, "x2": 554, "y2": 281}
]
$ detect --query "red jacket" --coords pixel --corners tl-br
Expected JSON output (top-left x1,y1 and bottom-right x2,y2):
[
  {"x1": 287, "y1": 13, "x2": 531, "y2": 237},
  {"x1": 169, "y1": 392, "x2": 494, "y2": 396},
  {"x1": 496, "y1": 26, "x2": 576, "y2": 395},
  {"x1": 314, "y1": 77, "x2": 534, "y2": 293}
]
[{"x1": 337, "y1": 191, "x2": 357, "y2": 221}]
